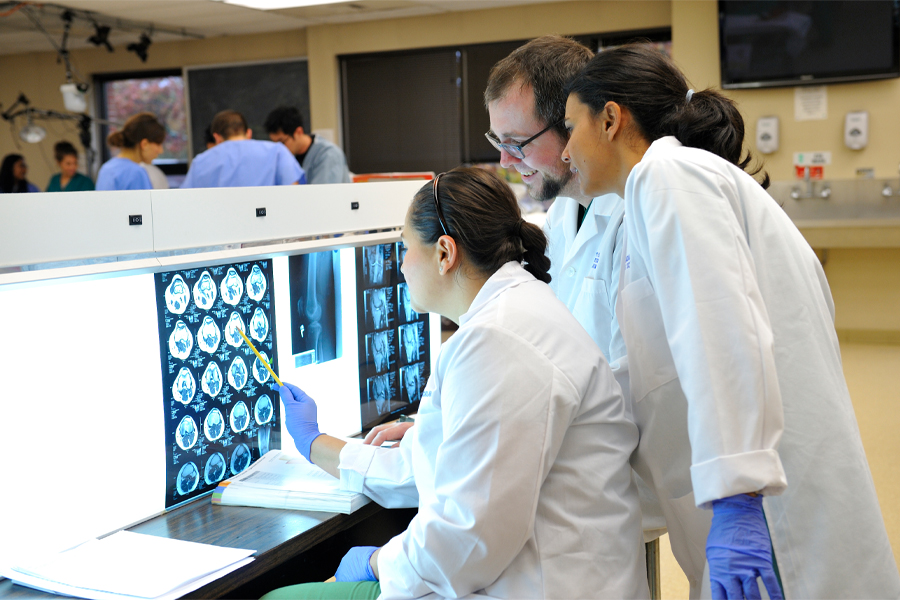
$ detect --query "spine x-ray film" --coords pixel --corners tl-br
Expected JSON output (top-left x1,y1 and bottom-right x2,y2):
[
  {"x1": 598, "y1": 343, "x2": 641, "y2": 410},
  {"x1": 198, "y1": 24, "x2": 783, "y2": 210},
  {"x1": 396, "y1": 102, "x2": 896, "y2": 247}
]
[
  {"x1": 155, "y1": 260, "x2": 280, "y2": 508},
  {"x1": 355, "y1": 243, "x2": 430, "y2": 429}
]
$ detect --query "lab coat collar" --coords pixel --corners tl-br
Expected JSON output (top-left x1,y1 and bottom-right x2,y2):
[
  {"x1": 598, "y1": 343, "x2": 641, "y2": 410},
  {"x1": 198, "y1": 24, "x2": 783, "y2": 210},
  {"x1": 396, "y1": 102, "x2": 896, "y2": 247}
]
[
  {"x1": 459, "y1": 261, "x2": 532, "y2": 327},
  {"x1": 644, "y1": 136, "x2": 682, "y2": 158},
  {"x1": 559, "y1": 193, "x2": 621, "y2": 265}
]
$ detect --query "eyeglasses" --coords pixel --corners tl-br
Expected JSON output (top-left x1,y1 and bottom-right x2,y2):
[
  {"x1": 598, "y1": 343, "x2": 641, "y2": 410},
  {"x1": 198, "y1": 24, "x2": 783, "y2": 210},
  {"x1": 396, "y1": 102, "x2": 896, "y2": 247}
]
[
  {"x1": 432, "y1": 172, "x2": 450, "y2": 236},
  {"x1": 484, "y1": 117, "x2": 564, "y2": 160}
]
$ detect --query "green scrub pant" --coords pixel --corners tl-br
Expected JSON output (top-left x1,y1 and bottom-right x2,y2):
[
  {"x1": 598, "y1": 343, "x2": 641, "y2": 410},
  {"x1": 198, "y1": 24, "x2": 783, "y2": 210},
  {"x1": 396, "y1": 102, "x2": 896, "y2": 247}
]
[{"x1": 260, "y1": 582, "x2": 381, "y2": 599}]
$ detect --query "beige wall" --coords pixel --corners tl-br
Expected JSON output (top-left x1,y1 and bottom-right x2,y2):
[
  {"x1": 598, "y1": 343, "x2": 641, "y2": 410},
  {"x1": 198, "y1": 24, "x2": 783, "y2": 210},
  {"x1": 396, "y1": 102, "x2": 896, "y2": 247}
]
[
  {"x1": 305, "y1": 0, "x2": 671, "y2": 140},
  {"x1": 0, "y1": 30, "x2": 307, "y2": 187},
  {"x1": 673, "y1": 1, "x2": 900, "y2": 182}
]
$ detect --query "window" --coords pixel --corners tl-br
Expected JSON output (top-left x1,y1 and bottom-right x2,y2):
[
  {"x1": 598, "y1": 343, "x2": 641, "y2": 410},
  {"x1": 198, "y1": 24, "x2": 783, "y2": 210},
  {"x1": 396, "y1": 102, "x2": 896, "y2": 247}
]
[{"x1": 96, "y1": 69, "x2": 188, "y2": 180}]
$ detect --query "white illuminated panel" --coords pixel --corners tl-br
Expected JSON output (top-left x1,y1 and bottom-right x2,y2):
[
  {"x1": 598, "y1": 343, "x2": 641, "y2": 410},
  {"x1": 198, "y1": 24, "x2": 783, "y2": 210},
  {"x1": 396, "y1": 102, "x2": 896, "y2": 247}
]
[
  {"x1": 0, "y1": 273, "x2": 166, "y2": 564},
  {"x1": 273, "y1": 248, "x2": 363, "y2": 445}
]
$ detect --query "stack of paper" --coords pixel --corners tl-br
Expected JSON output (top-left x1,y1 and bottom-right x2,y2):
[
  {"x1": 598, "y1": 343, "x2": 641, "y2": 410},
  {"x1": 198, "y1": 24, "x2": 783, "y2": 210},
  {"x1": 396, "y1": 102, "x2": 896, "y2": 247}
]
[
  {"x1": 0, "y1": 530, "x2": 254, "y2": 600},
  {"x1": 212, "y1": 449, "x2": 371, "y2": 514}
]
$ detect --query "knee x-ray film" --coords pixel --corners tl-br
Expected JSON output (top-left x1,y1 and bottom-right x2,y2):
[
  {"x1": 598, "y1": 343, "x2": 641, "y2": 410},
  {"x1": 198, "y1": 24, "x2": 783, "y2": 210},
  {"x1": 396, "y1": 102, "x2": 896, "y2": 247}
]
[
  {"x1": 289, "y1": 251, "x2": 341, "y2": 368},
  {"x1": 356, "y1": 243, "x2": 430, "y2": 429},
  {"x1": 155, "y1": 260, "x2": 281, "y2": 508}
]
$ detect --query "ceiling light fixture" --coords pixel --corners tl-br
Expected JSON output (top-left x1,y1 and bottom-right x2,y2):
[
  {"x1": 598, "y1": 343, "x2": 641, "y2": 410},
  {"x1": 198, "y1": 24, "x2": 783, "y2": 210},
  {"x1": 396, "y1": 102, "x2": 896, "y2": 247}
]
[
  {"x1": 88, "y1": 23, "x2": 114, "y2": 52},
  {"x1": 221, "y1": 0, "x2": 349, "y2": 10},
  {"x1": 127, "y1": 33, "x2": 152, "y2": 63}
]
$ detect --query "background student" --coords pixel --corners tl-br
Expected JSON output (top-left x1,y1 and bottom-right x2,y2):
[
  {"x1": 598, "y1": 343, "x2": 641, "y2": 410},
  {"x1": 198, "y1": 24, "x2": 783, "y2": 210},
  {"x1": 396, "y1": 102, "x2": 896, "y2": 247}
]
[
  {"x1": 264, "y1": 105, "x2": 351, "y2": 184},
  {"x1": 46, "y1": 141, "x2": 94, "y2": 192},
  {"x1": 562, "y1": 43, "x2": 900, "y2": 600},
  {"x1": 0, "y1": 153, "x2": 40, "y2": 193},
  {"x1": 96, "y1": 112, "x2": 166, "y2": 191},
  {"x1": 181, "y1": 109, "x2": 305, "y2": 188},
  {"x1": 262, "y1": 167, "x2": 648, "y2": 600}
]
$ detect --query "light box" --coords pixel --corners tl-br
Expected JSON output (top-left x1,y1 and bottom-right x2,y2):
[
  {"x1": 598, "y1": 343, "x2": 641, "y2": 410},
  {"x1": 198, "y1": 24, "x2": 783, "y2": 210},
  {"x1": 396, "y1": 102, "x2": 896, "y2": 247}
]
[{"x1": 0, "y1": 181, "x2": 440, "y2": 566}]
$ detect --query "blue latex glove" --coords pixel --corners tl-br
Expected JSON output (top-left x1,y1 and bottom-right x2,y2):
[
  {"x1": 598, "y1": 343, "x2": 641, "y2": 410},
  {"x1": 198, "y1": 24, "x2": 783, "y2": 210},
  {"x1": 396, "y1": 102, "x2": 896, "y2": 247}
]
[
  {"x1": 707, "y1": 494, "x2": 783, "y2": 600},
  {"x1": 334, "y1": 546, "x2": 378, "y2": 582},
  {"x1": 277, "y1": 382, "x2": 322, "y2": 462}
]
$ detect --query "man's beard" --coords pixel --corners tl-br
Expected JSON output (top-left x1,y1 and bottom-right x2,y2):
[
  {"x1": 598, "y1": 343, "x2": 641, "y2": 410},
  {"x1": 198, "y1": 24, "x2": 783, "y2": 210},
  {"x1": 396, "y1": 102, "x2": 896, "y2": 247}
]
[{"x1": 530, "y1": 169, "x2": 573, "y2": 202}]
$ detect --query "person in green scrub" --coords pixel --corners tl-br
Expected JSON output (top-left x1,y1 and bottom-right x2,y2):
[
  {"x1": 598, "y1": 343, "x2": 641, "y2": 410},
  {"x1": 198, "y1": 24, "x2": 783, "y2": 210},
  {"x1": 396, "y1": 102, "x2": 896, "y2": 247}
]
[{"x1": 46, "y1": 141, "x2": 94, "y2": 192}]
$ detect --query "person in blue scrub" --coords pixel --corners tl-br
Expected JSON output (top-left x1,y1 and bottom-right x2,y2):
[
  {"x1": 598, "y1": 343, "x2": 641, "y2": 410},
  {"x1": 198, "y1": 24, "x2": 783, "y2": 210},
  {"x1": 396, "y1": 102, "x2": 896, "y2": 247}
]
[
  {"x1": 181, "y1": 110, "x2": 305, "y2": 188},
  {"x1": 96, "y1": 113, "x2": 166, "y2": 191},
  {"x1": 46, "y1": 141, "x2": 94, "y2": 192},
  {"x1": 264, "y1": 106, "x2": 351, "y2": 184},
  {"x1": 0, "y1": 154, "x2": 40, "y2": 193}
]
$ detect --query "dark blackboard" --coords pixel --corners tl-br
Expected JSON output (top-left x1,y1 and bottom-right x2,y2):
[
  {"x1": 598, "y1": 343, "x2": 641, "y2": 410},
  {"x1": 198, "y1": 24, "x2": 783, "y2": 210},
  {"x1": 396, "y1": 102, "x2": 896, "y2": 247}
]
[{"x1": 186, "y1": 59, "x2": 310, "y2": 158}]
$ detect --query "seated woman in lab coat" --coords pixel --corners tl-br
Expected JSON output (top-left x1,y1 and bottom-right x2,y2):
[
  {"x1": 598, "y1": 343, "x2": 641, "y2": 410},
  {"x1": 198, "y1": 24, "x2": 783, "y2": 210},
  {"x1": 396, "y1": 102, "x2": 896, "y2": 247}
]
[
  {"x1": 262, "y1": 167, "x2": 648, "y2": 600},
  {"x1": 561, "y1": 44, "x2": 900, "y2": 600}
]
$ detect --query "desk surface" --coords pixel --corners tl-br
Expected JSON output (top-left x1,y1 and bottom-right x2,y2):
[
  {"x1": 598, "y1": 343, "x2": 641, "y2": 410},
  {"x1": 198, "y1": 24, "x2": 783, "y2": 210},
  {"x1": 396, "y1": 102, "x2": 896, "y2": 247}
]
[{"x1": 0, "y1": 498, "x2": 392, "y2": 599}]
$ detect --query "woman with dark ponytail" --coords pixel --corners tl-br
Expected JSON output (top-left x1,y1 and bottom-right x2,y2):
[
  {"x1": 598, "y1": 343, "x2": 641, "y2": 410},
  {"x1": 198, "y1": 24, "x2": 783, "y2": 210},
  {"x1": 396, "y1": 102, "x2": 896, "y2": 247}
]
[
  {"x1": 96, "y1": 112, "x2": 166, "y2": 191},
  {"x1": 562, "y1": 44, "x2": 899, "y2": 600},
  {"x1": 261, "y1": 166, "x2": 648, "y2": 600}
]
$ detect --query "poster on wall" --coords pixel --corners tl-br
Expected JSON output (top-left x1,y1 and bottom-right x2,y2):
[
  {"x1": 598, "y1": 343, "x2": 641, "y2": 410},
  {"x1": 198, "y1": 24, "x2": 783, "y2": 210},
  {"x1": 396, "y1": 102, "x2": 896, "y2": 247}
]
[
  {"x1": 355, "y1": 242, "x2": 429, "y2": 430},
  {"x1": 154, "y1": 260, "x2": 280, "y2": 508},
  {"x1": 288, "y1": 251, "x2": 341, "y2": 369}
]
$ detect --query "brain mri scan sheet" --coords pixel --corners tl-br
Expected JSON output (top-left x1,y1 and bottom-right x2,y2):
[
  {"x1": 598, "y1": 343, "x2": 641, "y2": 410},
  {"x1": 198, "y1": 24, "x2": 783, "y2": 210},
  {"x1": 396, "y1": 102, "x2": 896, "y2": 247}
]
[
  {"x1": 172, "y1": 367, "x2": 196, "y2": 405},
  {"x1": 356, "y1": 242, "x2": 431, "y2": 430},
  {"x1": 155, "y1": 260, "x2": 280, "y2": 508},
  {"x1": 204, "y1": 452, "x2": 226, "y2": 486},
  {"x1": 224, "y1": 311, "x2": 246, "y2": 348},
  {"x1": 288, "y1": 251, "x2": 340, "y2": 368}
]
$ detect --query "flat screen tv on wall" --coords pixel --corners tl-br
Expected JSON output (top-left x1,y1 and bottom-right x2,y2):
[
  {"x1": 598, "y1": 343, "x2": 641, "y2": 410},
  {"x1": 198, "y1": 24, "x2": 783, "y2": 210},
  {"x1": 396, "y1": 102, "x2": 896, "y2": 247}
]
[{"x1": 719, "y1": 0, "x2": 900, "y2": 89}]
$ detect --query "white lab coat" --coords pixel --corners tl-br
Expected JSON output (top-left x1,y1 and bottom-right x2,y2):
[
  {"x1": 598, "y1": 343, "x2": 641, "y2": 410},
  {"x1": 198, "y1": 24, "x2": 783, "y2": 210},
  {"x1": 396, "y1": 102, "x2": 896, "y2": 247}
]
[
  {"x1": 339, "y1": 262, "x2": 648, "y2": 600},
  {"x1": 618, "y1": 136, "x2": 900, "y2": 599},
  {"x1": 544, "y1": 195, "x2": 669, "y2": 541}
]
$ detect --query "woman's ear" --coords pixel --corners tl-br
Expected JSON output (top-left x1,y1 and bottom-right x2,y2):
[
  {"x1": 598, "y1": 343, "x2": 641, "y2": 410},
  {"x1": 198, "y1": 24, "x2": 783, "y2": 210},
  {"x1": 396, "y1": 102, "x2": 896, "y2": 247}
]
[
  {"x1": 436, "y1": 234, "x2": 459, "y2": 274},
  {"x1": 603, "y1": 101, "x2": 624, "y2": 142}
]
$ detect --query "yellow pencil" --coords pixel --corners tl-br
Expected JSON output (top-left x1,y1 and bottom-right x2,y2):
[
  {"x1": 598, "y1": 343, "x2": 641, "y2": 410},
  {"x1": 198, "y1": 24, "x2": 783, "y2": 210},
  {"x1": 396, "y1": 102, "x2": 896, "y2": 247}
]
[{"x1": 237, "y1": 328, "x2": 283, "y2": 387}]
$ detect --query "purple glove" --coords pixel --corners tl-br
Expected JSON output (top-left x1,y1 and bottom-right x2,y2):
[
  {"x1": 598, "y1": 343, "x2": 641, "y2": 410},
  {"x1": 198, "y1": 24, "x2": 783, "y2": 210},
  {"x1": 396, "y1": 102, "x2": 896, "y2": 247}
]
[
  {"x1": 707, "y1": 494, "x2": 783, "y2": 600},
  {"x1": 334, "y1": 546, "x2": 378, "y2": 582},
  {"x1": 277, "y1": 382, "x2": 322, "y2": 462}
]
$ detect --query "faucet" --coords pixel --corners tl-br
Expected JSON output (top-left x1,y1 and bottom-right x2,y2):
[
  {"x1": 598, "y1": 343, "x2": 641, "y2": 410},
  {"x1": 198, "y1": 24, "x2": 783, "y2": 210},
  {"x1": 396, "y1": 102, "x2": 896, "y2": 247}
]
[
  {"x1": 819, "y1": 183, "x2": 831, "y2": 199},
  {"x1": 791, "y1": 166, "x2": 815, "y2": 199}
]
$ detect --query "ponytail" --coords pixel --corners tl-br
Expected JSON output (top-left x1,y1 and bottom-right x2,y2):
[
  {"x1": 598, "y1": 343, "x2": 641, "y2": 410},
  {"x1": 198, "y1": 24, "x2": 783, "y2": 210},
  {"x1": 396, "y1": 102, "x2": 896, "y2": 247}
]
[
  {"x1": 408, "y1": 167, "x2": 551, "y2": 284},
  {"x1": 566, "y1": 43, "x2": 769, "y2": 188},
  {"x1": 107, "y1": 112, "x2": 166, "y2": 150},
  {"x1": 519, "y1": 220, "x2": 551, "y2": 284}
]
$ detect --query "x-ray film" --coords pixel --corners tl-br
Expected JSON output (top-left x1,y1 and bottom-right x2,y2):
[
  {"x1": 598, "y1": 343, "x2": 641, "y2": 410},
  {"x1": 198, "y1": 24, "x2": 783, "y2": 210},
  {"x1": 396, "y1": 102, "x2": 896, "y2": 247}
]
[
  {"x1": 363, "y1": 287, "x2": 392, "y2": 332},
  {"x1": 356, "y1": 243, "x2": 430, "y2": 430},
  {"x1": 204, "y1": 452, "x2": 226, "y2": 486},
  {"x1": 173, "y1": 367, "x2": 196, "y2": 405},
  {"x1": 398, "y1": 322, "x2": 424, "y2": 366},
  {"x1": 177, "y1": 462, "x2": 200, "y2": 496},
  {"x1": 365, "y1": 372, "x2": 398, "y2": 421},
  {"x1": 289, "y1": 251, "x2": 341, "y2": 368},
  {"x1": 362, "y1": 244, "x2": 391, "y2": 287},
  {"x1": 397, "y1": 282, "x2": 418, "y2": 323},
  {"x1": 365, "y1": 330, "x2": 396, "y2": 374},
  {"x1": 155, "y1": 260, "x2": 280, "y2": 508},
  {"x1": 401, "y1": 362, "x2": 425, "y2": 404},
  {"x1": 204, "y1": 408, "x2": 225, "y2": 441}
]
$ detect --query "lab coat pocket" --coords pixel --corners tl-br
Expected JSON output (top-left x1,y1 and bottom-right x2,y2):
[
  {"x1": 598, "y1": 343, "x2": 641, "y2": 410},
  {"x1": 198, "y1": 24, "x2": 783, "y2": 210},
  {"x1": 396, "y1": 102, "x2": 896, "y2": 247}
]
[
  {"x1": 619, "y1": 277, "x2": 678, "y2": 403},
  {"x1": 571, "y1": 277, "x2": 612, "y2": 356}
]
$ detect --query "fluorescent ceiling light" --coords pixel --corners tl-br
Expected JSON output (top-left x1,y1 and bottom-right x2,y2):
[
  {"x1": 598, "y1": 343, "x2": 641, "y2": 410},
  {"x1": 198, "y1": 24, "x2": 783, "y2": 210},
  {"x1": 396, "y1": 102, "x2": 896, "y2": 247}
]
[{"x1": 221, "y1": 0, "x2": 349, "y2": 9}]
